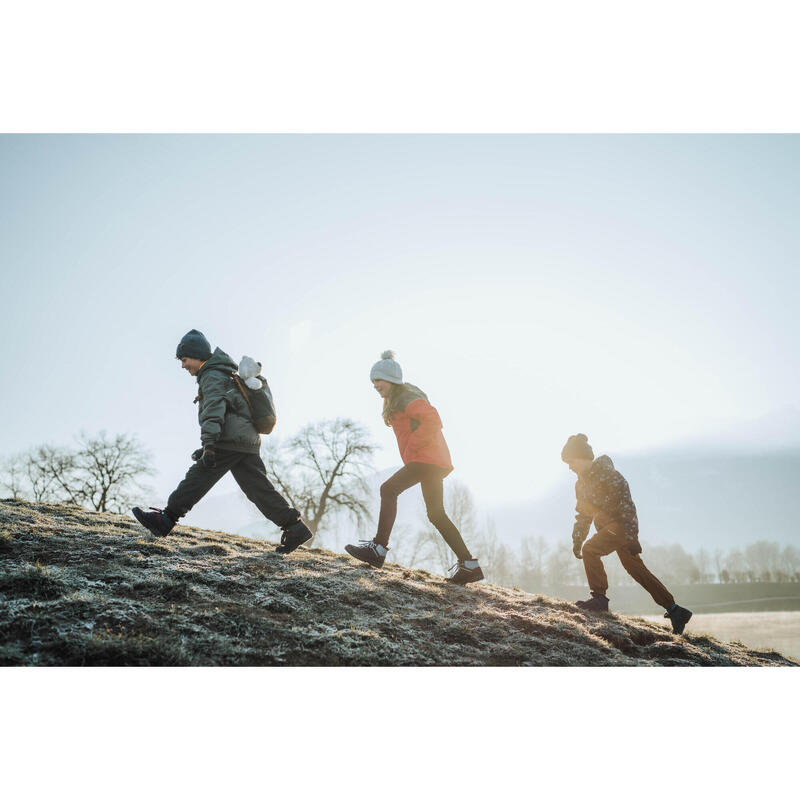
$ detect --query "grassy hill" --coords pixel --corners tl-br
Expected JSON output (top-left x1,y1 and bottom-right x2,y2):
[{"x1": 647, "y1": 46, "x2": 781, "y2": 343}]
[{"x1": 0, "y1": 500, "x2": 795, "y2": 667}]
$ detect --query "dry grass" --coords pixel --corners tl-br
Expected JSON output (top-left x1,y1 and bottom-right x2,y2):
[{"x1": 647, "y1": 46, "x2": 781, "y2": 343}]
[{"x1": 0, "y1": 499, "x2": 796, "y2": 667}]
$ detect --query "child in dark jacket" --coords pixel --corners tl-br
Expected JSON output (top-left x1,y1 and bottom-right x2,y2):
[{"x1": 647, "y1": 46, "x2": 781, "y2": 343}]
[
  {"x1": 562, "y1": 433, "x2": 692, "y2": 634},
  {"x1": 345, "y1": 351, "x2": 484, "y2": 585},
  {"x1": 131, "y1": 329, "x2": 312, "y2": 554}
]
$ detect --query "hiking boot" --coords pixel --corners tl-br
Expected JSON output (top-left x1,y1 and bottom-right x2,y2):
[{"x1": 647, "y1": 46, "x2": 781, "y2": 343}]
[
  {"x1": 665, "y1": 604, "x2": 693, "y2": 635},
  {"x1": 132, "y1": 506, "x2": 175, "y2": 537},
  {"x1": 275, "y1": 520, "x2": 313, "y2": 554},
  {"x1": 446, "y1": 559, "x2": 484, "y2": 585},
  {"x1": 575, "y1": 593, "x2": 610, "y2": 612},
  {"x1": 344, "y1": 540, "x2": 387, "y2": 568}
]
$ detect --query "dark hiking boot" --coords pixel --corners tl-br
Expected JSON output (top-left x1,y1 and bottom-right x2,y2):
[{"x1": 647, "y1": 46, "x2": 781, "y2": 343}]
[
  {"x1": 575, "y1": 593, "x2": 610, "y2": 612},
  {"x1": 665, "y1": 604, "x2": 693, "y2": 635},
  {"x1": 344, "y1": 540, "x2": 387, "y2": 568},
  {"x1": 275, "y1": 520, "x2": 313, "y2": 554},
  {"x1": 446, "y1": 559, "x2": 485, "y2": 585},
  {"x1": 132, "y1": 506, "x2": 175, "y2": 537}
]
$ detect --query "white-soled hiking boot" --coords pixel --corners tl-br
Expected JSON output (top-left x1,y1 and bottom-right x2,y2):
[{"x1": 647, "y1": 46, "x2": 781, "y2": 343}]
[
  {"x1": 345, "y1": 540, "x2": 387, "y2": 568},
  {"x1": 446, "y1": 559, "x2": 484, "y2": 585}
]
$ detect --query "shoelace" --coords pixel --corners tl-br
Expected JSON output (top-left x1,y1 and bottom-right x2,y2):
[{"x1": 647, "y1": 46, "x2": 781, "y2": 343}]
[
  {"x1": 447, "y1": 562, "x2": 463, "y2": 576},
  {"x1": 356, "y1": 540, "x2": 377, "y2": 550}
]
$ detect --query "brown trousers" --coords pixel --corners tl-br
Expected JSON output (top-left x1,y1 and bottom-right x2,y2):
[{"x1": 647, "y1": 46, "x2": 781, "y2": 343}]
[{"x1": 582, "y1": 526, "x2": 675, "y2": 609}]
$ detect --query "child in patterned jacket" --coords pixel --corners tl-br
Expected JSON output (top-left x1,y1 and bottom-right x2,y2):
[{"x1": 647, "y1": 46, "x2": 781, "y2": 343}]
[{"x1": 562, "y1": 433, "x2": 693, "y2": 634}]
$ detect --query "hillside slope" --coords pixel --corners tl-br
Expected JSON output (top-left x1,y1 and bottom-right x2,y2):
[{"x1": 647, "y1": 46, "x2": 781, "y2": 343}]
[{"x1": 0, "y1": 500, "x2": 795, "y2": 667}]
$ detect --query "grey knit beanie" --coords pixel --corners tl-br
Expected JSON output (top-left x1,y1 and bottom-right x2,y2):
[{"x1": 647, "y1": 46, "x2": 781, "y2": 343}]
[
  {"x1": 370, "y1": 350, "x2": 403, "y2": 384},
  {"x1": 561, "y1": 433, "x2": 594, "y2": 462},
  {"x1": 176, "y1": 329, "x2": 212, "y2": 361}
]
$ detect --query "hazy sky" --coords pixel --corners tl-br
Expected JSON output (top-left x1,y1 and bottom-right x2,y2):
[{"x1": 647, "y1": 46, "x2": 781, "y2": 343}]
[{"x1": 1, "y1": 134, "x2": 798, "y2": 509}]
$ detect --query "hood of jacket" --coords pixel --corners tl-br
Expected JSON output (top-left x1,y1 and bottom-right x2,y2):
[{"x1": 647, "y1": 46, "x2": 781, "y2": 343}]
[
  {"x1": 198, "y1": 347, "x2": 237, "y2": 377},
  {"x1": 586, "y1": 454, "x2": 615, "y2": 479},
  {"x1": 389, "y1": 382, "x2": 428, "y2": 414}
]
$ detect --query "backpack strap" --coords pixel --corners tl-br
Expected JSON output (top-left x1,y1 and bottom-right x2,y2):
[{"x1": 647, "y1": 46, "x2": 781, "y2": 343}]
[{"x1": 231, "y1": 373, "x2": 255, "y2": 414}]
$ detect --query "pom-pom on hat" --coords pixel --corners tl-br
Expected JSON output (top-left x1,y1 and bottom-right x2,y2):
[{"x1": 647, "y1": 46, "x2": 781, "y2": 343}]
[
  {"x1": 370, "y1": 350, "x2": 404, "y2": 385},
  {"x1": 176, "y1": 329, "x2": 212, "y2": 361},
  {"x1": 561, "y1": 433, "x2": 595, "y2": 462}
]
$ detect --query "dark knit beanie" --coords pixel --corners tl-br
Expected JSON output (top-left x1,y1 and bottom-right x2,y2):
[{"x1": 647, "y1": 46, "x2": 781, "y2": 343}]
[
  {"x1": 561, "y1": 433, "x2": 594, "y2": 462},
  {"x1": 175, "y1": 329, "x2": 212, "y2": 360}
]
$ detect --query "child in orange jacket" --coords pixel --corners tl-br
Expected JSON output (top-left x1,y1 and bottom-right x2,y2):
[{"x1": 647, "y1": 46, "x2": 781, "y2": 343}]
[{"x1": 345, "y1": 351, "x2": 484, "y2": 585}]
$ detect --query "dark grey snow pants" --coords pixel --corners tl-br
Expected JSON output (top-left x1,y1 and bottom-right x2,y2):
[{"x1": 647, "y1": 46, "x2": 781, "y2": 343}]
[{"x1": 165, "y1": 449, "x2": 301, "y2": 529}]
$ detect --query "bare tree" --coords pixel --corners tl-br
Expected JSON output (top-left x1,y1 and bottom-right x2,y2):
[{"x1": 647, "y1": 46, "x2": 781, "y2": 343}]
[
  {"x1": 712, "y1": 548, "x2": 725, "y2": 583},
  {"x1": 72, "y1": 431, "x2": 155, "y2": 512},
  {"x1": 0, "y1": 453, "x2": 27, "y2": 500},
  {"x1": 263, "y1": 418, "x2": 377, "y2": 545},
  {"x1": 695, "y1": 548, "x2": 711, "y2": 583},
  {"x1": 25, "y1": 444, "x2": 82, "y2": 504},
  {"x1": 517, "y1": 535, "x2": 549, "y2": 592},
  {"x1": 782, "y1": 545, "x2": 800, "y2": 581},
  {"x1": 724, "y1": 549, "x2": 747, "y2": 583},
  {"x1": 545, "y1": 542, "x2": 574, "y2": 588}
]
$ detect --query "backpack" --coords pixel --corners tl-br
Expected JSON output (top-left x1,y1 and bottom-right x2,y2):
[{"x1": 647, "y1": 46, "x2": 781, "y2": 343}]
[{"x1": 231, "y1": 373, "x2": 277, "y2": 434}]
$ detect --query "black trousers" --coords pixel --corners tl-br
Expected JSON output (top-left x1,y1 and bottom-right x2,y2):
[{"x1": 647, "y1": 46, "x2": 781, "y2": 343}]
[
  {"x1": 165, "y1": 449, "x2": 300, "y2": 529},
  {"x1": 374, "y1": 462, "x2": 472, "y2": 561}
]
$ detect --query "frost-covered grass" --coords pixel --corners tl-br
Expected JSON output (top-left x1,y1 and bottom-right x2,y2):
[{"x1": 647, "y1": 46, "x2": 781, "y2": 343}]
[{"x1": 0, "y1": 499, "x2": 795, "y2": 667}]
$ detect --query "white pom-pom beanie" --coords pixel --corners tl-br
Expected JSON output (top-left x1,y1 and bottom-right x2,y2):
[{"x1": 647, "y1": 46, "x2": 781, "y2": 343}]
[{"x1": 370, "y1": 350, "x2": 403, "y2": 384}]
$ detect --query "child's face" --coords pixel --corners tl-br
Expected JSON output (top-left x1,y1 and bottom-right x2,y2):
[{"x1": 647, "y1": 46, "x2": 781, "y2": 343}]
[
  {"x1": 372, "y1": 379, "x2": 392, "y2": 398},
  {"x1": 566, "y1": 458, "x2": 593, "y2": 476},
  {"x1": 180, "y1": 356, "x2": 205, "y2": 376}
]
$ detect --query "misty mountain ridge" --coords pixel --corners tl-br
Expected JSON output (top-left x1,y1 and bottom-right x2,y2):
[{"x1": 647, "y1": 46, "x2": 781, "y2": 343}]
[{"x1": 489, "y1": 444, "x2": 800, "y2": 552}]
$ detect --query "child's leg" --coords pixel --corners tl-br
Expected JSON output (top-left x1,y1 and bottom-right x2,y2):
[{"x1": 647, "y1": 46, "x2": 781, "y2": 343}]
[
  {"x1": 375, "y1": 464, "x2": 423, "y2": 547},
  {"x1": 419, "y1": 467, "x2": 473, "y2": 561},
  {"x1": 165, "y1": 450, "x2": 239, "y2": 521},
  {"x1": 580, "y1": 529, "x2": 619, "y2": 596},
  {"x1": 617, "y1": 549, "x2": 676, "y2": 609},
  {"x1": 230, "y1": 453, "x2": 303, "y2": 529}
]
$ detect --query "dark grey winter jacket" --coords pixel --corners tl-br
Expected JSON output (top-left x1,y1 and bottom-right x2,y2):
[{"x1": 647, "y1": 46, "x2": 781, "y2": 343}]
[
  {"x1": 572, "y1": 455, "x2": 640, "y2": 548},
  {"x1": 195, "y1": 348, "x2": 260, "y2": 453}
]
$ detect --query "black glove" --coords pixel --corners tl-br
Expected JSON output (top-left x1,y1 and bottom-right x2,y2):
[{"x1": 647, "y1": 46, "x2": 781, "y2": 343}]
[
  {"x1": 573, "y1": 540, "x2": 583, "y2": 559},
  {"x1": 200, "y1": 447, "x2": 217, "y2": 468},
  {"x1": 627, "y1": 539, "x2": 642, "y2": 556},
  {"x1": 191, "y1": 448, "x2": 204, "y2": 462}
]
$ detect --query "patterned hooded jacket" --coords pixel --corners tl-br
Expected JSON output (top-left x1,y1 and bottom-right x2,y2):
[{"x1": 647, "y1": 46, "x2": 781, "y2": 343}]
[{"x1": 572, "y1": 455, "x2": 639, "y2": 548}]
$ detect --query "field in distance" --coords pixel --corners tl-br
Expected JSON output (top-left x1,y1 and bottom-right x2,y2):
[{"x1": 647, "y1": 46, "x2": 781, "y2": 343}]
[{"x1": 643, "y1": 611, "x2": 800, "y2": 661}]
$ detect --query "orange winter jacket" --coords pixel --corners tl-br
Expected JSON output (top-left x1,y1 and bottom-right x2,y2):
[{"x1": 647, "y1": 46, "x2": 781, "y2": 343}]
[{"x1": 388, "y1": 385, "x2": 453, "y2": 474}]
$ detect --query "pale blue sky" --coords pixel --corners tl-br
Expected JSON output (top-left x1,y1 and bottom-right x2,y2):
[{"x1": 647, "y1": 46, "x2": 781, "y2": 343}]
[{"x1": 1, "y1": 134, "x2": 798, "y2": 509}]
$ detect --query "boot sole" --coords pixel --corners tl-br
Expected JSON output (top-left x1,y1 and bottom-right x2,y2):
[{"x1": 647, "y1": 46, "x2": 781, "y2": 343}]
[
  {"x1": 575, "y1": 602, "x2": 610, "y2": 613},
  {"x1": 446, "y1": 569, "x2": 485, "y2": 585}
]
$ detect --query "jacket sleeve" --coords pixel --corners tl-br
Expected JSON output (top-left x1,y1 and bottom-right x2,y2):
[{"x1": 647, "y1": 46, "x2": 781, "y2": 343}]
[
  {"x1": 605, "y1": 471, "x2": 639, "y2": 542},
  {"x1": 198, "y1": 370, "x2": 230, "y2": 448},
  {"x1": 572, "y1": 488, "x2": 592, "y2": 547},
  {"x1": 403, "y1": 397, "x2": 442, "y2": 451}
]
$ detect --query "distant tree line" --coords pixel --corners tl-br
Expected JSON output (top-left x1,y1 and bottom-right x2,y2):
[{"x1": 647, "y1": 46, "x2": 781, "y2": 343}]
[{"x1": 0, "y1": 432, "x2": 153, "y2": 514}]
